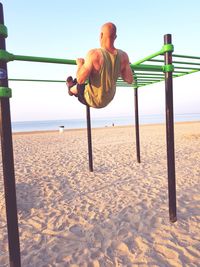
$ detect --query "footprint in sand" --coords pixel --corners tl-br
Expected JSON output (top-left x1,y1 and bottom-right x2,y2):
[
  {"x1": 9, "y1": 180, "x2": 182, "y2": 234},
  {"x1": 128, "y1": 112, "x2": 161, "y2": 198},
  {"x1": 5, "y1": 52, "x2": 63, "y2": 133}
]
[{"x1": 69, "y1": 224, "x2": 85, "y2": 237}]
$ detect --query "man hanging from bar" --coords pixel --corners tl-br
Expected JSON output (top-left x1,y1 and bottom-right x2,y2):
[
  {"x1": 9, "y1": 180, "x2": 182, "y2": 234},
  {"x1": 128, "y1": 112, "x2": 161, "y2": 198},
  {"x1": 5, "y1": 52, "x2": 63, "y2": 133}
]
[{"x1": 66, "y1": 22, "x2": 133, "y2": 108}]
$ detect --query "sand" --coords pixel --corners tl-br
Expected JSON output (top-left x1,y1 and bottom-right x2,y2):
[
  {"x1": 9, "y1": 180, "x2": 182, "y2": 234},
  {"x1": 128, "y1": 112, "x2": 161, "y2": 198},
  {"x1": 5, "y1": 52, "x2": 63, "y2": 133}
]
[{"x1": 0, "y1": 121, "x2": 200, "y2": 266}]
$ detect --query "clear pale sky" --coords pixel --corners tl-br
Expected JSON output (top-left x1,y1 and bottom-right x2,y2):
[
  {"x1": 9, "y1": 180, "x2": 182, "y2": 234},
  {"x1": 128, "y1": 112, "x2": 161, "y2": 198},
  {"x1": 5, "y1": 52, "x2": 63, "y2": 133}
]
[{"x1": 1, "y1": 0, "x2": 200, "y2": 121}]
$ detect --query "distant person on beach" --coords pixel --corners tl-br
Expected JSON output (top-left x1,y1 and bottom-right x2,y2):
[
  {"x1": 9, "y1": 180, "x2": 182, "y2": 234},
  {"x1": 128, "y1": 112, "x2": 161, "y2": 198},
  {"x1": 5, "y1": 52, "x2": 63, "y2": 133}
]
[{"x1": 66, "y1": 22, "x2": 133, "y2": 108}]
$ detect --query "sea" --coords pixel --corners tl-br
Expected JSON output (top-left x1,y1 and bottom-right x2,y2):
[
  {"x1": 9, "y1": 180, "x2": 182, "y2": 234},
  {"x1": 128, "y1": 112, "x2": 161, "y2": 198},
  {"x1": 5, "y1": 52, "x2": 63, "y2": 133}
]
[{"x1": 11, "y1": 113, "x2": 200, "y2": 133}]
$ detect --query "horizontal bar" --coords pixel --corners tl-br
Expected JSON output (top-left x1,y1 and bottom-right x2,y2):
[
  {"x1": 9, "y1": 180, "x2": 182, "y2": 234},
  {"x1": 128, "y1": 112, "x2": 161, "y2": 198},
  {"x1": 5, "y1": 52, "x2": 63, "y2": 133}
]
[
  {"x1": 136, "y1": 83, "x2": 150, "y2": 85},
  {"x1": 130, "y1": 64, "x2": 163, "y2": 72},
  {"x1": 135, "y1": 82, "x2": 153, "y2": 84},
  {"x1": 135, "y1": 63, "x2": 200, "y2": 71},
  {"x1": 173, "y1": 70, "x2": 188, "y2": 74},
  {"x1": 9, "y1": 78, "x2": 65, "y2": 83},
  {"x1": 172, "y1": 69, "x2": 199, "y2": 78},
  {"x1": 13, "y1": 54, "x2": 76, "y2": 65},
  {"x1": 149, "y1": 59, "x2": 200, "y2": 66},
  {"x1": 175, "y1": 66, "x2": 200, "y2": 70},
  {"x1": 8, "y1": 78, "x2": 134, "y2": 89},
  {"x1": 135, "y1": 76, "x2": 164, "y2": 79},
  {"x1": 135, "y1": 79, "x2": 163, "y2": 82},
  {"x1": 9, "y1": 70, "x2": 197, "y2": 88},
  {"x1": 9, "y1": 54, "x2": 164, "y2": 73},
  {"x1": 134, "y1": 72, "x2": 164, "y2": 76},
  {"x1": 4, "y1": 52, "x2": 200, "y2": 75},
  {"x1": 173, "y1": 54, "x2": 200, "y2": 60},
  {"x1": 145, "y1": 65, "x2": 200, "y2": 72},
  {"x1": 116, "y1": 81, "x2": 133, "y2": 84},
  {"x1": 116, "y1": 83, "x2": 133, "y2": 85},
  {"x1": 9, "y1": 78, "x2": 135, "y2": 87}
]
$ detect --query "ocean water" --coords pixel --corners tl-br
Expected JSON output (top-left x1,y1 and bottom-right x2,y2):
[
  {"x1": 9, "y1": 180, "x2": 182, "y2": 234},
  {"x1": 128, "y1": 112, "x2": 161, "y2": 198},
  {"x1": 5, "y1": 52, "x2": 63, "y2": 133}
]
[{"x1": 12, "y1": 113, "x2": 200, "y2": 133}]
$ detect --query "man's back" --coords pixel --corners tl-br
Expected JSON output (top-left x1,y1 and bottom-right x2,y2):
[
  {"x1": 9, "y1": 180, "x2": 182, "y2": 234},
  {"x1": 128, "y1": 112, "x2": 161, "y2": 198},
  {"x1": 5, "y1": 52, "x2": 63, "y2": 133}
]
[
  {"x1": 87, "y1": 47, "x2": 133, "y2": 84},
  {"x1": 84, "y1": 48, "x2": 121, "y2": 108}
]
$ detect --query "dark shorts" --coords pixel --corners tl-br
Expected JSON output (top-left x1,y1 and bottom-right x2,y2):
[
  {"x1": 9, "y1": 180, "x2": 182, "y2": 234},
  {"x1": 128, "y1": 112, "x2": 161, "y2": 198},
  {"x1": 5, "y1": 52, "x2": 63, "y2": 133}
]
[{"x1": 77, "y1": 84, "x2": 88, "y2": 106}]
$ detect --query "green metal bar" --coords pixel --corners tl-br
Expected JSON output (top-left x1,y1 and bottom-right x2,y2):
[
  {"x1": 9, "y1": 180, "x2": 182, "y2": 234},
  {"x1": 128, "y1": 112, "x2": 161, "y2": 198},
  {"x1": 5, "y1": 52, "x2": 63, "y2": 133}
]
[
  {"x1": 13, "y1": 54, "x2": 76, "y2": 65},
  {"x1": 116, "y1": 83, "x2": 133, "y2": 87},
  {"x1": 143, "y1": 62, "x2": 200, "y2": 70},
  {"x1": 171, "y1": 69, "x2": 199, "y2": 78},
  {"x1": 1, "y1": 51, "x2": 165, "y2": 72},
  {"x1": 134, "y1": 78, "x2": 167, "y2": 87},
  {"x1": 130, "y1": 64, "x2": 163, "y2": 72},
  {"x1": 136, "y1": 78, "x2": 163, "y2": 81},
  {"x1": 9, "y1": 76, "x2": 170, "y2": 87},
  {"x1": 172, "y1": 74, "x2": 183, "y2": 77},
  {"x1": 149, "y1": 59, "x2": 200, "y2": 66},
  {"x1": 116, "y1": 81, "x2": 133, "y2": 84},
  {"x1": 5, "y1": 51, "x2": 200, "y2": 91},
  {"x1": 173, "y1": 70, "x2": 188, "y2": 73},
  {"x1": 3, "y1": 52, "x2": 165, "y2": 72},
  {"x1": 134, "y1": 72, "x2": 164, "y2": 76},
  {"x1": 9, "y1": 78, "x2": 135, "y2": 87},
  {"x1": 175, "y1": 66, "x2": 200, "y2": 70},
  {"x1": 135, "y1": 75, "x2": 164, "y2": 79},
  {"x1": 9, "y1": 78, "x2": 65, "y2": 83},
  {"x1": 132, "y1": 44, "x2": 173, "y2": 65},
  {"x1": 173, "y1": 54, "x2": 200, "y2": 60},
  {"x1": 135, "y1": 82, "x2": 152, "y2": 84}
]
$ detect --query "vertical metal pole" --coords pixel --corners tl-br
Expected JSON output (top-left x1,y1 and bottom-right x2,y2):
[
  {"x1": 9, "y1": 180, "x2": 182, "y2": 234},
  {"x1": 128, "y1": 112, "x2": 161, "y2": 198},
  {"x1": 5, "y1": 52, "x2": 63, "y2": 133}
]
[
  {"x1": 134, "y1": 87, "x2": 141, "y2": 163},
  {"x1": 0, "y1": 3, "x2": 21, "y2": 267},
  {"x1": 164, "y1": 34, "x2": 177, "y2": 222},
  {"x1": 86, "y1": 105, "x2": 93, "y2": 172}
]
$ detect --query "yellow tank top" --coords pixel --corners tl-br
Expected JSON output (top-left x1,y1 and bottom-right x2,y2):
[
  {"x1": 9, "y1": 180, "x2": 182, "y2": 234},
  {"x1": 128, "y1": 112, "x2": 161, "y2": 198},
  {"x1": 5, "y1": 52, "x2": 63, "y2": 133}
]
[{"x1": 84, "y1": 48, "x2": 121, "y2": 108}]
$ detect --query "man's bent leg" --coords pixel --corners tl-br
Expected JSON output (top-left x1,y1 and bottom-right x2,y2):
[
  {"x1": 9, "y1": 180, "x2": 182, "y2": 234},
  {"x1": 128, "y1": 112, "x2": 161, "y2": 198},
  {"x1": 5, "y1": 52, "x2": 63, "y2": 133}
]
[
  {"x1": 77, "y1": 84, "x2": 88, "y2": 106},
  {"x1": 68, "y1": 83, "x2": 88, "y2": 106}
]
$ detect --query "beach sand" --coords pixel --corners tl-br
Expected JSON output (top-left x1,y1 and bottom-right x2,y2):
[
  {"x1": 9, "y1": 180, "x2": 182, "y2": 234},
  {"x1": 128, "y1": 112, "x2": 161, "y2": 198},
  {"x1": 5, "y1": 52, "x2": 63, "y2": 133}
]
[{"x1": 0, "y1": 122, "x2": 200, "y2": 266}]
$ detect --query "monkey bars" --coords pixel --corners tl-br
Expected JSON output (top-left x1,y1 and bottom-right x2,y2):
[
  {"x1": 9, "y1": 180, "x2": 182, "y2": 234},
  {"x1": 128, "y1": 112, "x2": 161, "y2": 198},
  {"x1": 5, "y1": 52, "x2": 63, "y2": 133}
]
[
  {"x1": 1, "y1": 2, "x2": 200, "y2": 266},
  {"x1": 6, "y1": 51, "x2": 200, "y2": 90},
  {"x1": 131, "y1": 53, "x2": 200, "y2": 88}
]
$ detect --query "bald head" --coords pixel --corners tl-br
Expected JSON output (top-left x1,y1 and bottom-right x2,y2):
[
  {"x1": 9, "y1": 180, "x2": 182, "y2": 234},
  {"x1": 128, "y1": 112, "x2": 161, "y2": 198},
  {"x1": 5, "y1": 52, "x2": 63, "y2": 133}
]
[{"x1": 100, "y1": 22, "x2": 117, "y2": 40}]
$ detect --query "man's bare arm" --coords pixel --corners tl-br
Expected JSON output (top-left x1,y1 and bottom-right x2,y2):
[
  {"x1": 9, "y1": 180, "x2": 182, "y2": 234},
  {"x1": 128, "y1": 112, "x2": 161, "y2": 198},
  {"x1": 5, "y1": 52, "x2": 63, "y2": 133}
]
[
  {"x1": 76, "y1": 50, "x2": 94, "y2": 84},
  {"x1": 120, "y1": 52, "x2": 134, "y2": 84}
]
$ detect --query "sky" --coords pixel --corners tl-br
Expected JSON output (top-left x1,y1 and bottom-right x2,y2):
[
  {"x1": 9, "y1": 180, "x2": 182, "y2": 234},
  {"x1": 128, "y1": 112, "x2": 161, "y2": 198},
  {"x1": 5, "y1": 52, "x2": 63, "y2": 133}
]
[{"x1": 1, "y1": 0, "x2": 200, "y2": 121}]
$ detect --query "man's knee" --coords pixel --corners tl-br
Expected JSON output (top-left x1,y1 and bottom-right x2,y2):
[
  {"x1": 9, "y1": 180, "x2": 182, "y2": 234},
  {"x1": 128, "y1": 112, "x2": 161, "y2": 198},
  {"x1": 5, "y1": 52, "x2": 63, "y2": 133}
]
[{"x1": 69, "y1": 84, "x2": 78, "y2": 95}]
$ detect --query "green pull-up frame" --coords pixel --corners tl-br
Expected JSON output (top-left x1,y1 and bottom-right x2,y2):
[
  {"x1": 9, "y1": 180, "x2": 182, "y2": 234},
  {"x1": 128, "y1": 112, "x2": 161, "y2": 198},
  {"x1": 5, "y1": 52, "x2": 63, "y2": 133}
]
[{"x1": 1, "y1": 2, "x2": 200, "y2": 266}]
